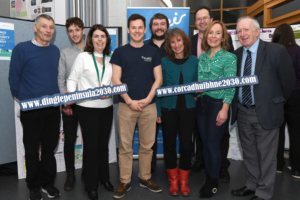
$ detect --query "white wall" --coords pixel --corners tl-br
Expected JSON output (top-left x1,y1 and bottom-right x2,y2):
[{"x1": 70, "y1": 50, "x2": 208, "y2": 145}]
[
  {"x1": 0, "y1": 0, "x2": 10, "y2": 18},
  {"x1": 54, "y1": 0, "x2": 66, "y2": 25},
  {"x1": 107, "y1": 0, "x2": 127, "y2": 45}
]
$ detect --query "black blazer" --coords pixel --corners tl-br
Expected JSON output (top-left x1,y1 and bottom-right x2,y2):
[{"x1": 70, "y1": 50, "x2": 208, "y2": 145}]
[
  {"x1": 191, "y1": 33, "x2": 235, "y2": 56},
  {"x1": 231, "y1": 39, "x2": 295, "y2": 129}
]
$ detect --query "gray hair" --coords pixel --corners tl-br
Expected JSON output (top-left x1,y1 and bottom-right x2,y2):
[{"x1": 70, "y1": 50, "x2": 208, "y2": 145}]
[
  {"x1": 34, "y1": 14, "x2": 55, "y2": 28},
  {"x1": 237, "y1": 16, "x2": 260, "y2": 29}
]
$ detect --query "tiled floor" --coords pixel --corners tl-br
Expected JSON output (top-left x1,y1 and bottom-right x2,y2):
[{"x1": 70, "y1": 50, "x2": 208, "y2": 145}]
[{"x1": 0, "y1": 159, "x2": 299, "y2": 200}]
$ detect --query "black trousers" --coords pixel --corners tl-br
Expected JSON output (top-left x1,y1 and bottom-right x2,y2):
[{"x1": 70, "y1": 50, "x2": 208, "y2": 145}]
[
  {"x1": 20, "y1": 107, "x2": 60, "y2": 190},
  {"x1": 62, "y1": 104, "x2": 79, "y2": 172},
  {"x1": 77, "y1": 105, "x2": 113, "y2": 191},
  {"x1": 161, "y1": 107, "x2": 196, "y2": 170},
  {"x1": 277, "y1": 89, "x2": 300, "y2": 171},
  {"x1": 194, "y1": 115, "x2": 231, "y2": 169}
]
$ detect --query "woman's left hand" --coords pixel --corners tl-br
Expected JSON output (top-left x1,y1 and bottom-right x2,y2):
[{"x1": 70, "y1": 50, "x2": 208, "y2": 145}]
[{"x1": 216, "y1": 108, "x2": 228, "y2": 127}]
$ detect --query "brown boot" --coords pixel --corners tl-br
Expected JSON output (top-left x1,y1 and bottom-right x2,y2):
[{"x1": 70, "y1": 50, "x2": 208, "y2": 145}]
[
  {"x1": 167, "y1": 168, "x2": 179, "y2": 195},
  {"x1": 179, "y1": 169, "x2": 190, "y2": 196}
]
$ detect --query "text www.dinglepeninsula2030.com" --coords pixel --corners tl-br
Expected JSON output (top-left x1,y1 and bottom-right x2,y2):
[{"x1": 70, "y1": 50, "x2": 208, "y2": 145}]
[{"x1": 20, "y1": 84, "x2": 128, "y2": 111}]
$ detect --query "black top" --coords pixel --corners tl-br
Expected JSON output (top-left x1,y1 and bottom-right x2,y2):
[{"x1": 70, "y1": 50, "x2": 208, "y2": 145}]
[
  {"x1": 173, "y1": 58, "x2": 189, "y2": 109},
  {"x1": 110, "y1": 44, "x2": 161, "y2": 104},
  {"x1": 145, "y1": 38, "x2": 167, "y2": 59}
]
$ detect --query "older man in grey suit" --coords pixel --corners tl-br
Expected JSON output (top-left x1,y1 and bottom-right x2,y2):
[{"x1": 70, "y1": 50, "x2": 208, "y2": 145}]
[{"x1": 230, "y1": 17, "x2": 295, "y2": 200}]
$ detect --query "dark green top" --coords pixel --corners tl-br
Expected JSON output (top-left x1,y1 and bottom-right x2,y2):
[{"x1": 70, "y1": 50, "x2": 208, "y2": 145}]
[
  {"x1": 156, "y1": 55, "x2": 198, "y2": 117},
  {"x1": 198, "y1": 49, "x2": 237, "y2": 104}
]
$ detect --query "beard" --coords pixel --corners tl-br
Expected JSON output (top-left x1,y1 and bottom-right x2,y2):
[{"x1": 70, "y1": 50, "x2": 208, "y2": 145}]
[{"x1": 152, "y1": 29, "x2": 166, "y2": 40}]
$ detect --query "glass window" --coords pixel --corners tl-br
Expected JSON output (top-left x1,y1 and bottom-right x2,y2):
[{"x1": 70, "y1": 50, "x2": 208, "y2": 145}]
[
  {"x1": 223, "y1": 9, "x2": 246, "y2": 24},
  {"x1": 190, "y1": 11, "x2": 220, "y2": 25},
  {"x1": 211, "y1": 11, "x2": 221, "y2": 22},
  {"x1": 272, "y1": 0, "x2": 300, "y2": 18},
  {"x1": 188, "y1": 0, "x2": 221, "y2": 10},
  {"x1": 226, "y1": 25, "x2": 237, "y2": 30},
  {"x1": 223, "y1": 0, "x2": 258, "y2": 8},
  {"x1": 256, "y1": 14, "x2": 263, "y2": 28},
  {"x1": 189, "y1": 13, "x2": 195, "y2": 26}
]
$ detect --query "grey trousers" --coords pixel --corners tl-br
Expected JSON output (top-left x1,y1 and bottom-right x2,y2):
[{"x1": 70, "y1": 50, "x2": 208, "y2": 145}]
[{"x1": 237, "y1": 103, "x2": 279, "y2": 200}]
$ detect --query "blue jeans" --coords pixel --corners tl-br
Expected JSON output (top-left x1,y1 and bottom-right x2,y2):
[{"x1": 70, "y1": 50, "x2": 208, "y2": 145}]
[{"x1": 196, "y1": 95, "x2": 229, "y2": 179}]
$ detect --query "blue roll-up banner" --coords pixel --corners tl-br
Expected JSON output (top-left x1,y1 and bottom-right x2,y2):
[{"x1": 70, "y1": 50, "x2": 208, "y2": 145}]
[
  {"x1": 107, "y1": 28, "x2": 117, "y2": 52},
  {"x1": 127, "y1": 7, "x2": 190, "y2": 42},
  {"x1": 128, "y1": 7, "x2": 190, "y2": 157}
]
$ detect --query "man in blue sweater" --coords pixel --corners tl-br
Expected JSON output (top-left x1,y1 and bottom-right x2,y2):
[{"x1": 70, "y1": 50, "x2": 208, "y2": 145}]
[{"x1": 9, "y1": 14, "x2": 60, "y2": 200}]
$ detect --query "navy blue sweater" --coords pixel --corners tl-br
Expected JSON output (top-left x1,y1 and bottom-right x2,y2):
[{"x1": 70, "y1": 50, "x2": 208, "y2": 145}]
[{"x1": 9, "y1": 41, "x2": 60, "y2": 100}]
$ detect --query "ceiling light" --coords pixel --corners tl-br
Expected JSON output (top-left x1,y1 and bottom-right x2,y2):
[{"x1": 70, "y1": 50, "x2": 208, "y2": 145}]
[{"x1": 162, "y1": 0, "x2": 173, "y2": 7}]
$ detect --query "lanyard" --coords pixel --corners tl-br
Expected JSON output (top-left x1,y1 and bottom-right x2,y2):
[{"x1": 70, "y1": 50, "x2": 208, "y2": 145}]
[{"x1": 92, "y1": 53, "x2": 105, "y2": 86}]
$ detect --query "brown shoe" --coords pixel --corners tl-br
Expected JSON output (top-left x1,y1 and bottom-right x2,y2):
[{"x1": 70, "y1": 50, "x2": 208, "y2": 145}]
[
  {"x1": 167, "y1": 168, "x2": 179, "y2": 195},
  {"x1": 179, "y1": 169, "x2": 190, "y2": 196},
  {"x1": 113, "y1": 183, "x2": 131, "y2": 199},
  {"x1": 139, "y1": 179, "x2": 162, "y2": 193}
]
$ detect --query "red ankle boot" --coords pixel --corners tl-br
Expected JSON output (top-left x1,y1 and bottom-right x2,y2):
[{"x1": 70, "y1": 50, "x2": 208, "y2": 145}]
[
  {"x1": 179, "y1": 169, "x2": 190, "y2": 196},
  {"x1": 167, "y1": 168, "x2": 179, "y2": 195}
]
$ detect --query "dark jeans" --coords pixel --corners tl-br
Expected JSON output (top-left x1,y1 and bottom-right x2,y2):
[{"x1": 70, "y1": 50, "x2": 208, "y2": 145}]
[
  {"x1": 277, "y1": 89, "x2": 300, "y2": 171},
  {"x1": 62, "y1": 104, "x2": 79, "y2": 172},
  {"x1": 20, "y1": 107, "x2": 60, "y2": 190},
  {"x1": 161, "y1": 107, "x2": 196, "y2": 170},
  {"x1": 77, "y1": 105, "x2": 113, "y2": 192},
  {"x1": 196, "y1": 96, "x2": 229, "y2": 179},
  {"x1": 193, "y1": 120, "x2": 231, "y2": 169}
]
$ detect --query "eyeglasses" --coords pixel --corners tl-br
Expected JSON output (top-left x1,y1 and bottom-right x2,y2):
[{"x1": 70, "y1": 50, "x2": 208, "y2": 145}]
[{"x1": 196, "y1": 17, "x2": 209, "y2": 22}]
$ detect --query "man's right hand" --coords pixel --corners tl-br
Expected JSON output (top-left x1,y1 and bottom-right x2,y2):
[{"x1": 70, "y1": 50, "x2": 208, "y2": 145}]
[
  {"x1": 66, "y1": 91, "x2": 75, "y2": 105},
  {"x1": 63, "y1": 105, "x2": 73, "y2": 116},
  {"x1": 127, "y1": 100, "x2": 143, "y2": 111},
  {"x1": 156, "y1": 117, "x2": 162, "y2": 123}
]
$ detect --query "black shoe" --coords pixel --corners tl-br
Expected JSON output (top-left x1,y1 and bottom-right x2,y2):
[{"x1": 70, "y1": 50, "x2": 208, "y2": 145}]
[
  {"x1": 42, "y1": 185, "x2": 60, "y2": 198},
  {"x1": 81, "y1": 169, "x2": 85, "y2": 181},
  {"x1": 219, "y1": 167, "x2": 230, "y2": 182},
  {"x1": 199, "y1": 174, "x2": 218, "y2": 198},
  {"x1": 88, "y1": 191, "x2": 98, "y2": 200},
  {"x1": 101, "y1": 181, "x2": 114, "y2": 192},
  {"x1": 29, "y1": 188, "x2": 42, "y2": 200},
  {"x1": 231, "y1": 186, "x2": 254, "y2": 197},
  {"x1": 292, "y1": 170, "x2": 300, "y2": 178},
  {"x1": 249, "y1": 196, "x2": 265, "y2": 200},
  {"x1": 199, "y1": 172, "x2": 209, "y2": 193},
  {"x1": 64, "y1": 170, "x2": 76, "y2": 191},
  {"x1": 190, "y1": 160, "x2": 204, "y2": 174},
  {"x1": 276, "y1": 168, "x2": 283, "y2": 174}
]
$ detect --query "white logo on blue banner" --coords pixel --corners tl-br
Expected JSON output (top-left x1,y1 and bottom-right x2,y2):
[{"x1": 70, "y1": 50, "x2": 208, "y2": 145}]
[{"x1": 127, "y1": 7, "x2": 190, "y2": 42}]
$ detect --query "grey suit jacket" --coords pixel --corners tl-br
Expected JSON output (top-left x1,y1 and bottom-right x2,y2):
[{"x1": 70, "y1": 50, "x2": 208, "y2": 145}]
[{"x1": 231, "y1": 39, "x2": 295, "y2": 129}]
